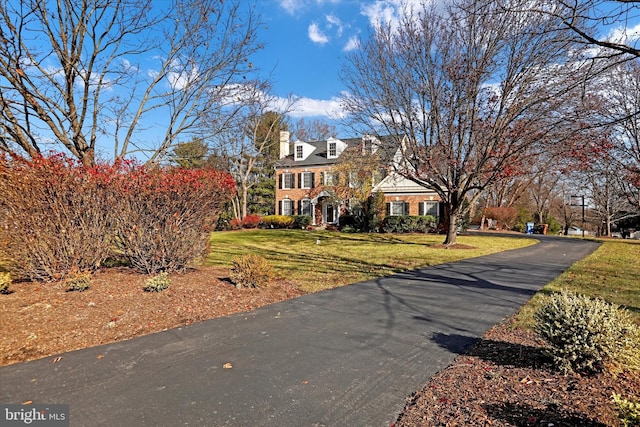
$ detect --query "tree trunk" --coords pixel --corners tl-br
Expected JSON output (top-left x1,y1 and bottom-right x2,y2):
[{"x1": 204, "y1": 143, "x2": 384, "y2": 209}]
[
  {"x1": 241, "y1": 185, "x2": 248, "y2": 219},
  {"x1": 443, "y1": 211, "x2": 458, "y2": 245}
]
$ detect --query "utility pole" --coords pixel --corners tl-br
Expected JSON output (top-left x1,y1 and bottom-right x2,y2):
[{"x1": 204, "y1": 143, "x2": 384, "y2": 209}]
[{"x1": 571, "y1": 195, "x2": 585, "y2": 238}]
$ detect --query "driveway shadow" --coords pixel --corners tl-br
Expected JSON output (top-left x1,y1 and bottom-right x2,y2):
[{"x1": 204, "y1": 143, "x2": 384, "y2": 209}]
[{"x1": 431, "y1": 332, "x2": 551, "y2": 370}]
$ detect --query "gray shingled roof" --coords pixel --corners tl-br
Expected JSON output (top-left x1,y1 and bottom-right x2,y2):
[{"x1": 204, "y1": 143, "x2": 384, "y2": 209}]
[{"x1": 274, "y1": 135, "x2": 401, "y2": 168}]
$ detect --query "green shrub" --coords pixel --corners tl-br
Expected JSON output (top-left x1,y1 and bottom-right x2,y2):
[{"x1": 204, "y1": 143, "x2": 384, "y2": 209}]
[
  {"x1": 613, "y1": 394, "x2": 640, "y2": 427},
  {"x1": 0, "y1": 272, "x2": 12, "y2": 294},
  {"x1": 292, "y1": 215, "x2": 312, "y2": 229},
  {"x1": 144, "y1": 272, "x2": 171, "y2": 292},
  {"x1": 229, "y1": 254, "x2": 274, "y2": 289},
  {"x1": 260, "y1": 215, "x2": 294, "y2": 229},
  {"x1": 534, "y1": 291, "x2": 640, "y2": 374},
  {"x1": 380, "y1": 215, "x2": 437, "y2": 233},
  {"x1": 65, "y1": 270, "x2": 92, "y2": 292}
]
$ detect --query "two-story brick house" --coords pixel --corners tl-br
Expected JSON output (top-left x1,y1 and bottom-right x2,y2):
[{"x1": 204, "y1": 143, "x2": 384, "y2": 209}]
[{"x1": 274, "y1": 131, "x2": 442, "y2": 226}]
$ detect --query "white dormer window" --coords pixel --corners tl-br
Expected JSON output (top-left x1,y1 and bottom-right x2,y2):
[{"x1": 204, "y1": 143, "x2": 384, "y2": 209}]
[
  {"x1": 328, "y1": 142, "x2": 337, "y2": 158},
  {"x1": 326, "y1": 137, "x2": 347, "y2": 159},
  {"x1": 294, "y1": 140, "x2": 315, "y2": 161}
]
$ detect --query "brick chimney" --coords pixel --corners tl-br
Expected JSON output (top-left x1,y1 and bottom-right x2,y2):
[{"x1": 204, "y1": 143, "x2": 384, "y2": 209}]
[{"x1": 279, "y1": 130, "x2": 290, "y2": 159}]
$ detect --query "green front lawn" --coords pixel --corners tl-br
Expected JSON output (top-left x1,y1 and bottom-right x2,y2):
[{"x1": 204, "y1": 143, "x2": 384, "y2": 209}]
[
  {"x1": 515, "y1": 239, "x2": 640, "y2": 327},
  {"x1": 207, "y1": 230, "x2": 536, "y2": 293}
]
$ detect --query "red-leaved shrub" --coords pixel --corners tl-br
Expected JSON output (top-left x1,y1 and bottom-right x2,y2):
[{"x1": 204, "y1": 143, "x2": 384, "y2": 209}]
[
  {"x1": 242, "y1": 214, "x2": 261, "y2": 228},
  {"x1": 0, "y1": 153, "x2": 236, "y2": 280},
  {"x1": 108, "y1": 163, "x2": 236, "y2": 274},
  {"x1": 0, "y1": 154, "x2": 115, "y2": 281},
  {"x1": 483, "y1": 206, "x2": 518, "y2": 230}
]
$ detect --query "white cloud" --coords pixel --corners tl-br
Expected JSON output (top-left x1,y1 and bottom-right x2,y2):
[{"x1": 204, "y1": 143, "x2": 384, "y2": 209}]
[
  {"x1": 607, "y1": 22, "x2": 640, "y2": 45},
  {"x1": 279, "y1": 0, "x2": 305, "y2": 15},
  {"x1": 325, "y1": 14, "x2": 344, "y2": 37},
  {"x1": 360, "y1": 0, "x2": 430, "y2": 31},
  {"x1": 308, "y1": 22, "x2": 329, "y2": 44},
  {"x1": 289, "y1": 95, "x2": 346, "y2": 119},
  {"x1": 167, "y1": 67, "x2": 199, "y2": 90},
  {"x1": 121, "y1": 58, "x2": 139, "y2": 74},
  {"x1": 343, "y1": 36, "x2": 359, "y2": 52}
]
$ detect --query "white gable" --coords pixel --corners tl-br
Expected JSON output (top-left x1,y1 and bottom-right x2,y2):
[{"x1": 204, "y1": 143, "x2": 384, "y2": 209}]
[
  {"x1": 373, "y1": 172, "x2": 437, "y2": 195},
  {"x1": 293, "y1": 140, "x2": 316, "y2": 161},
  {"x1": 327, "y1": 137, "x2": 348, "y2": 159}
]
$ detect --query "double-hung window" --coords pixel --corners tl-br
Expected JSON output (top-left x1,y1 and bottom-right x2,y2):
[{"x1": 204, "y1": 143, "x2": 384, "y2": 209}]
[
  {"x1": 295, "y1": 145, "x2": 304, "y2": 160},
  {"x1": 387, "y1": 201, "x2": 409, "y2": 216},
  {"x1": 328, "y1": 142, "x2": 337, "y2": 158},
  {"x1": 419, "y1": 201, "x2": 439, "y2": 219},
  {"x1": 281, "y1": 199, "x2": 294, "y2": 215},
  {"x1": 299, "y1": 171, "x2": 314, "y2": 189},
  {"x1": 280, "y1": 172, "x2": 294, "y2": 189},
  {"x1": 323, "y1": 171, "x2": 336, "y2": 186}
]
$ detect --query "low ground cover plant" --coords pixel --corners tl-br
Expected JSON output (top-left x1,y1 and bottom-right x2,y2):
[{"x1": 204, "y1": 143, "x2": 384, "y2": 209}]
[
  {"x1": 65, "y1": 270, "x2": 92, "y2": 292},
  {"x1": 144, "y1": 272, "x2": 171, "y2": 292},
  {"x1": 0, "y1": 272, "x2": 11, "y2": 294},
  {"x1": 613, "y1": 393, "x2": 640, "y2": 427}
]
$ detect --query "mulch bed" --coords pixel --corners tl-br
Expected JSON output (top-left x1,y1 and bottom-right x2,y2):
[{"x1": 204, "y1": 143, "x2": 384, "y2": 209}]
[
  {"x1": 394, "y1": 318, "x2": 639, "y2": 426},
  {"x1": 0, "y1": 266, "x2": 303, "y2": 367}
]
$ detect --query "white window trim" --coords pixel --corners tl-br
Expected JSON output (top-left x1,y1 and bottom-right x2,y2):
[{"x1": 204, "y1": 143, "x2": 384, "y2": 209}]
[
  {"x1": 300, "y1": 171, "x2": 313, "y2": 189},
  {"x1": 281, "y1": 172, "x2": 294, "y2": 190},
  {"x1": 282, "y1": 198, "x2": 294, "y2": 215},
  {"x1": 389, "y1": 201, "x2": 406, "y2": 216}
]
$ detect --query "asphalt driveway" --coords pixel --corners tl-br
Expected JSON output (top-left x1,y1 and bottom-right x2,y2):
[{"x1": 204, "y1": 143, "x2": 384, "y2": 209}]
[{"x1": 0, "y1": 235, "x2": 599, "y2": 426}]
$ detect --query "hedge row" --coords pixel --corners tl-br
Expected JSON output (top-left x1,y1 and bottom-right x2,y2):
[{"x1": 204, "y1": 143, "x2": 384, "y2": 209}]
[{"x1": 0, "y1": 154, "x2": 236, "y2": 280}]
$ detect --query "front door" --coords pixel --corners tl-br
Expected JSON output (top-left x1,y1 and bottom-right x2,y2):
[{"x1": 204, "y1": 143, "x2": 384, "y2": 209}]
[{"x1": 323, "y1": 201, "x2": 336, "y2": 224}]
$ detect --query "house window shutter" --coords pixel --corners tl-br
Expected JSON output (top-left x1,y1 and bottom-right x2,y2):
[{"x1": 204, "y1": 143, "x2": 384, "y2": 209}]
[
  {"x1": 404, "y1": 202, "x2": 410, "y2": 215},
  {"x1": 278, "y1": 174, "x2": 282, "y2": 189},
  {"x1": 278, "y1": 200, "x2": 282, "y2": 215},
  {"x1": 419, "y1": 202, "x2": 424, "y2": 216},
  {"x1": 298, "y1": 173, "x2": 302, "y2": 188},
  {"x1": 310, "y1": 172, "x2": 315, "y2": 188},
  {"x1": 385, "y1": 203, "x2": 390, "y2": 216}
]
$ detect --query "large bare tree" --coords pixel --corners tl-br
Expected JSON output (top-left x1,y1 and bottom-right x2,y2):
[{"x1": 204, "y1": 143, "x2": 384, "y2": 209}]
[
  {"x1": 211, "y1": 84, "x2": 294, "y2": 219},
  {"x1": 0, "y1": 0, "x2": 261, "y2": 165},
  {"x1": 341, "y1": 0, "x2": 583, "y2": 244}
]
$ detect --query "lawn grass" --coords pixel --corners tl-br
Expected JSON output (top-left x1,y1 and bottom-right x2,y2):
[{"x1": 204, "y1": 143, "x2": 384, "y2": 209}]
[
  {"x1": 514, "y1": 239, "x2": 640, "y2": 328},
  {"x1": 207, "y1": 230, "x2": 536, "y2": 293}
]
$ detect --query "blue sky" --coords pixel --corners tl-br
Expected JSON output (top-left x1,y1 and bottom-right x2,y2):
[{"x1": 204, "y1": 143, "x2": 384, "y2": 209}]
[{"x1": 250, "y1": 0, "x2": 416, "y2": 123}]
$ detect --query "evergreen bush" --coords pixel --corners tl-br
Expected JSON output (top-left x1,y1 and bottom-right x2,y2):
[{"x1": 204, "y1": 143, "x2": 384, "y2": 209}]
[{"x1": 534, "y1": 291, "x2": 640, "y2": 374}]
